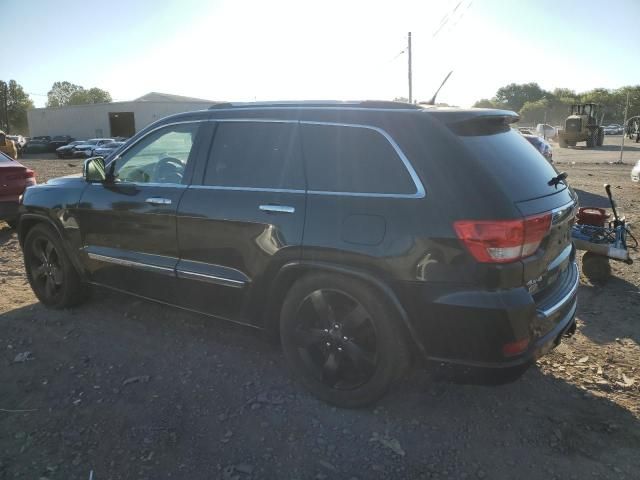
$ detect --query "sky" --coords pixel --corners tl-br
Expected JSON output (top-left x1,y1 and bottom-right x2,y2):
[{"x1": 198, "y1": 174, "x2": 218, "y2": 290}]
[{"x1": 5, "y1": 0, "x2": 640, "y2": 108}]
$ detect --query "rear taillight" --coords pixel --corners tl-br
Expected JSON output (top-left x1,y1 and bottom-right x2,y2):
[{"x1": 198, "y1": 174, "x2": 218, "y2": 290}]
[
  {"x1": 24, "y1": 169, "x2": 36, "y2": 186},
  {"x1": 454, "y1": 213, "x2": 551, "y2": 264},
  {"x1": 502, "y1": 337, "x2": 530, "y2": 357}
]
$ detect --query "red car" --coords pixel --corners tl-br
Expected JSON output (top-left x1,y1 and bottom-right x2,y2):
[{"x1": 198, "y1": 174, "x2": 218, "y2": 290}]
[{"x1": 0, "y1": 151, "x2": 36, "y2": 228}]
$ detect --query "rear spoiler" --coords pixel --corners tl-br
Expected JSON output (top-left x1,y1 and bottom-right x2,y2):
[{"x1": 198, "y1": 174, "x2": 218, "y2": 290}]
[{"x1": 426, "y1": 108, "x2": 520, "y2": 136}]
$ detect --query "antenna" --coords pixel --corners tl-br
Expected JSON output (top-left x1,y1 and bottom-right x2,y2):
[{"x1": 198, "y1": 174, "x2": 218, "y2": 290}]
[{"x1": 421, "y1": 71, "x2": 453, "y2": 106}]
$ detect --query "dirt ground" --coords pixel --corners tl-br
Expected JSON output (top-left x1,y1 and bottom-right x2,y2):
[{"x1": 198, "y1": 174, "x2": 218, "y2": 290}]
[{"x1": 1, "y1": 138, "x2": 639, "y2": 479}]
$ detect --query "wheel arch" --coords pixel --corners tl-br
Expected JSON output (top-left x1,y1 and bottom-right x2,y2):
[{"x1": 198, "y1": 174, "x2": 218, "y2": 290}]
[
  {"x1": 262, "y1": 261, "x2": 427, "y2": 358},
  {"x1": 18, "y1": 213, "x2": 86, "y2": 279}
]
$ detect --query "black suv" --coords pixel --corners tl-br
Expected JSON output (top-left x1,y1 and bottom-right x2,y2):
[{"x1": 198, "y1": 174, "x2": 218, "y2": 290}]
[{"x1": 18, "y1": 101, "x2": 578, "y2": 407}]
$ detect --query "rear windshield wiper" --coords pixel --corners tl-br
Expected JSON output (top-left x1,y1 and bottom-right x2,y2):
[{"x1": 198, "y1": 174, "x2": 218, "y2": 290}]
[{"x1": 548, "y1": 172, "x2": 568, "y2": 189}]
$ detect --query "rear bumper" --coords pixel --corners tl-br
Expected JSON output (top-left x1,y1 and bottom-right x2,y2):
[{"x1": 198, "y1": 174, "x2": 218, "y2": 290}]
[{"x1": 398, "y1": 261, "x2": 579, "y2": 370}]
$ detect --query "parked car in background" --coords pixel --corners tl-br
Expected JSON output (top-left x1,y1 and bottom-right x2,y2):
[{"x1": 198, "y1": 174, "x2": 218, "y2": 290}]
[
  {"x1": 71, "y1": 138, "x2": 114, "y2": 158},
  {"x1": 7, "y1": 135, "x2": 26, "y2": 149},
  {"x1": 632, "y1": 159, "x2": 640, "y2": 183},
  {"x1": 93, "y1": 141, "x2": 125, "y2": 158},
  {"x1": 23, "y1": 139, "x2": 51, "y2": 154},
  {"x1": 535, "y1": 124, "x2": 557, "y2": 139},
  {"x1": 7, "y1": 135, "x2": 25, "y2": 158},
  {"x1": 0, "y1": 131, "x2": 18, "y2": 159},
  {"x1": 18, "y1": 102, "x2": 579, "y2": 407},
  {"x1": 56, "y1": 140, "x2": 88, "y2": 159},
  {"x1": 0, "y1": 151, "x2": 36, "y2": 228},
  {"x1": 523, "y1": 134, "x2": 553, "y2": 163},
  {"x1": 48, "y1": 135, "x2": 75, "y2": 151},
  {"x1": 604, "y1": 124, "x2": 623, "y2": 135},
  {"x1": 31, "y1": 136, "x2": 51, "y2": 143}
]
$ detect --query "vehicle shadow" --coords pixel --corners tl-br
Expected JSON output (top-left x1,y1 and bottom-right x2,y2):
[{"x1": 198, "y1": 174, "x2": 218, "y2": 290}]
[
  {"x1": 576, "y1": 275, "x2": 640, "y2": 345},
  {"x1": 1, "y1": 290, "x2": 640, "y2": 479},
  {"x1": 573, "y1": 188, "x2": 611, "y2": 208}
]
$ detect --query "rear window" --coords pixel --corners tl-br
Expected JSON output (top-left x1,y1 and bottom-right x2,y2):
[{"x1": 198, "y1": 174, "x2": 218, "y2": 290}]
[
  {"x1": 0, "y1": 152, "x2": 13, "y2": 163},
  {"x1": 460, "y1": 128, "x2": 564, "y2": 201},
  {"x1": 300, "y1": 124, "x2": 416, "y2": 194}
]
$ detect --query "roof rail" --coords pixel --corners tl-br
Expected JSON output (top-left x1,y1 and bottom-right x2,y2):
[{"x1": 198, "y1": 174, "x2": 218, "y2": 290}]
[{"x1": 208, "y1": 100, "x2": 421, "y2": 110}]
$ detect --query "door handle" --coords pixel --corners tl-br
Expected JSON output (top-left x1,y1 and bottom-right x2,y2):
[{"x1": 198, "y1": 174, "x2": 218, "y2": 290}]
[
  {"x1": 259, "y1": 204, "x2": 295, "y2": 214},
  {"x1": 145, "y1": 197, "x2": 172, "y2": 205}
]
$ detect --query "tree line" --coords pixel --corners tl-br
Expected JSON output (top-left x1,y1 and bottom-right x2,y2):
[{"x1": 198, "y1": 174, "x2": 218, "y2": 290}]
[
  {"x1": 473, "y1": 83, "x2": 640, "y2": 126},
  {"x1": 0, "y1": 80, "x2": 112, "y2": 134}
]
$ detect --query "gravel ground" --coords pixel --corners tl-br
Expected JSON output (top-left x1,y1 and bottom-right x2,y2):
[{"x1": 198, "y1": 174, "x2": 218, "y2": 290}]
[{"x1": 1, "y1": 144, "x2": 639, "y2": 480}]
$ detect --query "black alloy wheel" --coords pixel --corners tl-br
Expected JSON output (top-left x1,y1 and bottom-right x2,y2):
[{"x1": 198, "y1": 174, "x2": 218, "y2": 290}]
[
  {"x1": 281, "y1": 273, "x2": 409, "y2": 408},
  {"x1": 27, "y1": 235, "x2": 64, "y2": 303},
  {"x1": 293, "y1": 289, "x2": 378, "y2": 390},
  {"x1": 24, "y1": 224, "x2": 86, "y2": 308}
]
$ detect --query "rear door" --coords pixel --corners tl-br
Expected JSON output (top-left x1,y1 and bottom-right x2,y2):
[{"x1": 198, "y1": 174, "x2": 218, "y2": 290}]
[{"x1": 175, "y1": 120, "x2": 307, "y2": 324}]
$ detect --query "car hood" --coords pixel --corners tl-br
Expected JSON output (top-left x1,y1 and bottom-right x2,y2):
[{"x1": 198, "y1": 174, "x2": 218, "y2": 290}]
[{"x1": 45, "y1": 174, "x2": 84, "y2": 186}]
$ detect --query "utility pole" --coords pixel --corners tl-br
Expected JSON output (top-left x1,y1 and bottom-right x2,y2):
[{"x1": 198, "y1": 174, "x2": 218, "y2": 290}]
[
  {"x1": 407, "y1": 32, "x2": 413, "y2": 104},
  {"x1": 619, "y1": 91, "x2": 629, "y2": 164},
  {"x1": 0, "y1": 82, "x2": 7, "y2": 132}
]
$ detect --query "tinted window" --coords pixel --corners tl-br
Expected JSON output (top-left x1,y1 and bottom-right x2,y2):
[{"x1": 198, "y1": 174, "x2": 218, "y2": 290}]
[
  {"x1": 204, "y1": 122, "x2": 304, "y2": 189},
  {"x1": 301, "y1": 124, "x2": 416, "y2": 194},
  {"x1": 460, "y1": 129, "x2": 563, "y2": 201}
]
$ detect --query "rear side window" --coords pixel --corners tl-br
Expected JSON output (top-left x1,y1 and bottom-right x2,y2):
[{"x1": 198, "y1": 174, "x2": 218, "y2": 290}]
[
  {"x1": 204, "y1": 122, "x2": 304, "y2": 189},
  {"x1": 460, "y1": 129, "x2": 563, "y2": 201},
  {"x1": 300, "y1": 124, "x2": 416, "y2": 194}
]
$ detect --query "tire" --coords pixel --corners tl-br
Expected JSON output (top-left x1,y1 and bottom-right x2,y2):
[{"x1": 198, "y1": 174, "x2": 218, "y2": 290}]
[
  {"x1": 280, "y1": 273, "x2": 409, "y2": 408},
  {"x1": 597, "y1": 127, "x2": 604, "y2": 146},
  {"x1": 586, "y1": 131, "x2": 595, "y2": 148},
  {"x1": 581, "y1": 252, "x2": 611, "y2": 283},
  {"x1": 23, "y1": 223, "x2": 87, "y2": 308},
  {"x1": 558, "y1": 138, "x2": 567, "y2": 148}
]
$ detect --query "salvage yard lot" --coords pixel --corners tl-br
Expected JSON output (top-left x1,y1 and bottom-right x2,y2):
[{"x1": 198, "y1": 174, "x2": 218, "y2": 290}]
[{"x1": 1, "y1": 139, "x2": 640, "y2": 479}]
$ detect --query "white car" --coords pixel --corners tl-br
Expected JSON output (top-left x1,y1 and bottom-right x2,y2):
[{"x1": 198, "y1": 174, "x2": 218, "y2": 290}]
[
  {"x1": 535, "y1": 124, "x2": 557, "y2": 139},
  {"x1": 632, "y1": 159, "x2": 640, "y2": 183},
  {"x1": 72, "y1": 138, "x2": 115, "y2": 158},
  {"x1": 604, "y1": 124, "x2": 623, "y2": 135},
  {"x1": 7, "y1": 135, "x2": 26, "y2": 148}
]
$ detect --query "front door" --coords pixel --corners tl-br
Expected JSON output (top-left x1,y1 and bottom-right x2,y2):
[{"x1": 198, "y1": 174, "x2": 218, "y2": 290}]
[
  {"x1": 175, "y1": 120, "x2": 307, "y2": 324},
  {"x1": 76, "y1": 121, "x2": 205, "y2": 301}
]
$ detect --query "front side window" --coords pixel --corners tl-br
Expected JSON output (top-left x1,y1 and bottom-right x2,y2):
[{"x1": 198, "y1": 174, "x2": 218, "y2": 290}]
[
  {"x1": 114, "y1": 123, "x2": 200, "y2": 184},
  {"x1": 300, "y1": 124, "x2": 416, "y2": 195},
  {"x1": 203, "y1": 122, "x2": 304, "y2": 189}
]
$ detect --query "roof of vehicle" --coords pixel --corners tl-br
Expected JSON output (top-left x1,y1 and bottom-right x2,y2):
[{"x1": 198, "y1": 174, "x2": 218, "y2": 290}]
[{"x1": 152, "y1": 102, "x2": 519, "y2": 128}]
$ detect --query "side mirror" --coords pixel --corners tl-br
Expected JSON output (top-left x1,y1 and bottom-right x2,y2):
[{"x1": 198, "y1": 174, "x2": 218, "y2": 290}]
[{"x1": 83, "y1": 157, "x2": 106, "y2": 182}]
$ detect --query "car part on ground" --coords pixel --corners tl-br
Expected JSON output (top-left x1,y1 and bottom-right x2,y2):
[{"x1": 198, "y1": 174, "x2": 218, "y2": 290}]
[
  {"x1": 18, "y1": 101, "x2": 579, "y2": 407},
  {"x1": 572, "y1": 184, "x2": 637, "y2": 282}
]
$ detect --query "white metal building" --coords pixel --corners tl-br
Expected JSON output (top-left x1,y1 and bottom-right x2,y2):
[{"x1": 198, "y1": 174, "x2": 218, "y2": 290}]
[{"x1": 27, "y1": 92, "x2": 218, "y2": 139}]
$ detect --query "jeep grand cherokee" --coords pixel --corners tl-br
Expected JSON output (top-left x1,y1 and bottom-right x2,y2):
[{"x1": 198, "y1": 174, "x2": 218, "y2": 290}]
[{"x1": 18, "y1": 101, "x2": 578, "y2": 407}]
